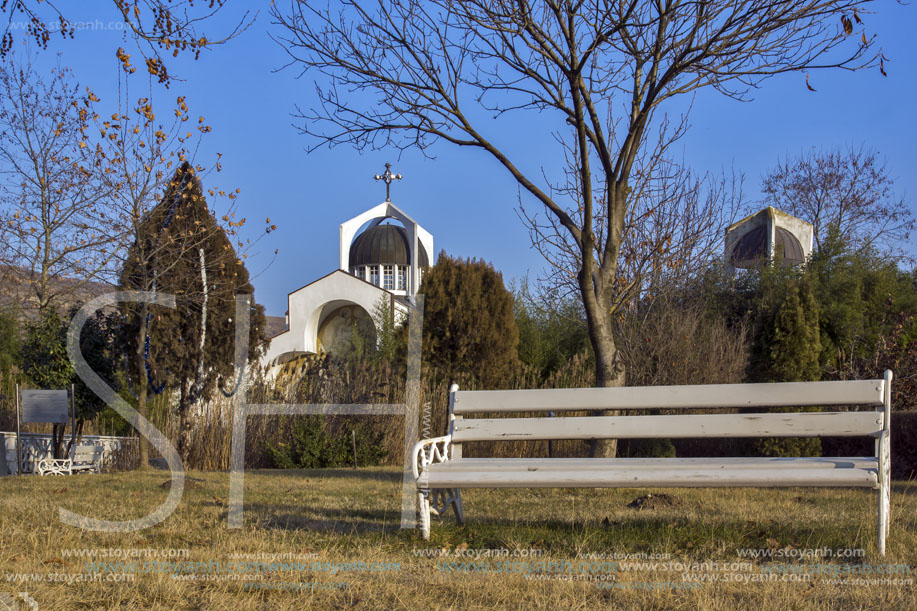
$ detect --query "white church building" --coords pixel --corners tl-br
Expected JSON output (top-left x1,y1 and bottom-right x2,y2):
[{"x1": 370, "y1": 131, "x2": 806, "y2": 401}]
[{"x1": 262, "y1": 175, "x2": 432, "y2": 374}]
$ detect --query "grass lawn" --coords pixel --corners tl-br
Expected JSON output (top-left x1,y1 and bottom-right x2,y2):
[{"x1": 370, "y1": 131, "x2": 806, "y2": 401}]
[{"x1": 1, "y1": 468, "x2": 915, "y2": 610}]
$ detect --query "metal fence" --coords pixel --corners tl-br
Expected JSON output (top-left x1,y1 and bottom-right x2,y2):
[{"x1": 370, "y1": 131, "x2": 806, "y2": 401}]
[{"x1": 1, "y1": 432, "x2": 138, "y2": 475}]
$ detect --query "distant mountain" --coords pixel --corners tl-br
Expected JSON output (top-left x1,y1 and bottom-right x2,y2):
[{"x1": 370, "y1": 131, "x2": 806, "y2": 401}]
[
  {"x1": 0, "y1": 267, "x2": 285, "y2": 339},
  {"x1": 0, "y1": 266, "x2": 114, "y2": 321}
]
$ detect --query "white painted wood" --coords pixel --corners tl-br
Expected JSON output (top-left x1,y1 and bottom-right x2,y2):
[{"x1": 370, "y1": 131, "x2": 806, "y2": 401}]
[
  {"x1": 37, "y1": 444, "x2": 103, "y2": 475},
  {"x1": 879, "y1": 432, "x2": 890, "y2": 555},
  {"x1": 417, "y1": 370, "x2": 894, "y2": 550},
  {"x1": 72, "y1": 446, "x2": 103, "y2": 461},
  {"x1": 449, "y1": 385, "x2": 462, "y2": 461},
  {"x1": 453, "y1": 379, "x2": 885, "y2": 413},
  {"x1": 878, "y1": 370, "x2": 893, "y2": 555},
  {"x1": 452, "y1": 412, "x2": 883, "y2": 442},
  {"x1": 419, "y1": 467, "x2": 878, "y2": 489},
  {"x1": 417, "y1": 491, "x2": 431, "y2": 540},
  {"x1": 428, "y1": 457, "x2": 879, "y2": 472},
  {"x1": 70, "y1": 445, "x2": 103, "y2": 473}
]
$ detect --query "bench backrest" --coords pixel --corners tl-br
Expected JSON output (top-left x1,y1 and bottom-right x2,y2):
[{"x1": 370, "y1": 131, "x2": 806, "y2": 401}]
[
  {"x1": 448, "y1": 372, "x2": 892, "y2": 445},
  {"x1": 72, "y1": 445, "x2": 103, "y2": 463}
]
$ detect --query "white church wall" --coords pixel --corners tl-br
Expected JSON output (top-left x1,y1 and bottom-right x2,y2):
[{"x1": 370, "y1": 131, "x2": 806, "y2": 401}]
[
  {"x1": 263, "y1": 200, "x2": 431, "y2": 378},
  {"x1": 262, "y1": 270, "x2": 393, "y2": 368}
]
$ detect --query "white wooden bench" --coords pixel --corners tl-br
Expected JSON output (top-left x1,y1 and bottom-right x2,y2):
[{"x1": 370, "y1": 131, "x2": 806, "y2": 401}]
[
  {"x1": 37, "y1": 444, "x2": 104, "y2": 476},
  {"x1": 413, "y1": 371, "x2": 893, "y2": 554}
]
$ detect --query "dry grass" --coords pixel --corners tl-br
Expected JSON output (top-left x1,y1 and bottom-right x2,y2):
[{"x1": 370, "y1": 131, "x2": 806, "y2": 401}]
[{"x1": 1, "y1": 469, "x2": 916, "y2": 610}]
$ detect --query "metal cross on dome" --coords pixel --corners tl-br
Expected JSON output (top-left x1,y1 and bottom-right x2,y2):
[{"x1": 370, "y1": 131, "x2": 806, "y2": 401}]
[{"x1": 374, "y1": 162, "x2": 402, "y2": 202}]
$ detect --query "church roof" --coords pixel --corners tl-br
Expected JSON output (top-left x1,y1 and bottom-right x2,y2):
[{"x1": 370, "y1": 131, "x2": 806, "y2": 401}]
[
  {"x1": 731, "y1": 225, "x2": 805, "y2": 267},
  {"x1": 349, "y1": 224, "x2": 429, "y2": 267}
]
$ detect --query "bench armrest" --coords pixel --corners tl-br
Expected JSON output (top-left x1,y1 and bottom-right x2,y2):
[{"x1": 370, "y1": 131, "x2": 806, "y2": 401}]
[
  {"x1": 37, "y1": 458, "x2": 72, "y2": 476},
  {"x1": 412, "y1": 435, "x2": 452, "y2": 481}
]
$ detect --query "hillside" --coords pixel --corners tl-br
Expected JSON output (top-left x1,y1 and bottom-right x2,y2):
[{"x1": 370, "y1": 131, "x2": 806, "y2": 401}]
[
  {"x1": 0, "y1": 266, "x2": 285, "y2": 337},
  {"x1": 0, "y1": 266, "x2": 114, "y2": 321}
]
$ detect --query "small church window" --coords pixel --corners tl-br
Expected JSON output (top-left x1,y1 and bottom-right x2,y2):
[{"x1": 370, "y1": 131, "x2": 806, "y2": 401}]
[
  {"x1": 369, "y1": 265, "x2": 379, "y2": 286},
  {"x1": 397, "y1": 266, "x2": 407, "y2": 290},
  {"x1": 383, "y1": 265, "x2": 394, "y2": 289}
]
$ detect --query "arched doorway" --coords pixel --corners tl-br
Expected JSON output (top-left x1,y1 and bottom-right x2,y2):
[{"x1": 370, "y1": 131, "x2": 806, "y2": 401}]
[{"x1": 316, "y1": 302, "x2": 376, "y2": 355}]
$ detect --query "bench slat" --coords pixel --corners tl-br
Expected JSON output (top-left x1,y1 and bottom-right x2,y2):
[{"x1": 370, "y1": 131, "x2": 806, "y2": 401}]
[
  {"x1": 453, "y1": 379, "x2": 885, "y2": 413},
  {"x1": 429, "y1": 457, "x2": 879, "y2": 471},
  {"x1": 452, "y1": 411, "x2": 883, "y2": 442},
  {"x1": 419, "y1": 467, "x2": 878, "y2": 489},
  {"x1": 72, "y1": 447, "x2": 102, "y2": 460}
]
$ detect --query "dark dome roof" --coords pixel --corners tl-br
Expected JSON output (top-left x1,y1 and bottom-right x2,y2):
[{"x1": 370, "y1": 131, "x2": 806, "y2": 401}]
[
  {"x1": 349, "y1": 224, "x2": 429, "y2": 267},
  {"x1": 731, "y1": 226, "x2": 805, "y2": 267}
]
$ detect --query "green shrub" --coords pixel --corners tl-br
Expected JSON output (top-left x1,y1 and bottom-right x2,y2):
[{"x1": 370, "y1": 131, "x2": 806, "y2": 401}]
[
  {"x1": 618, "y1": 438, "x2": 677, "y2": 458},
  {"x1": 266, "y1": 415, "x2": 387, "y2": 469},
  {"x1": 748, "y1": 271, "x2": 822, "y2": 457},
  {"x1": 418, "y1": 253, "x2": 521, "y2": 389}
]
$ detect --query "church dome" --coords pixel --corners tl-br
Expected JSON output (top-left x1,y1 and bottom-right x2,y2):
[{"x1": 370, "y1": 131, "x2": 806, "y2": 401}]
[
  {"x1": 349, "y1": 224, "x2": 429, "y2": 267},
  {"x1": 731, "y1": 225, "x2": 805, "y2": 267}
]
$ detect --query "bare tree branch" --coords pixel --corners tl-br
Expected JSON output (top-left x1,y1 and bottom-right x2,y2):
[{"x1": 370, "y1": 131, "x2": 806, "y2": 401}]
[
  {"x1": 0, "y1": 0, "x2": 254, "y2": 86},
  {"x1": 272, "y1": 0, "x2": 879, "y2": 456},
  {"x1": 761, "y1": 145, "x2": 914, "y2": 259}
]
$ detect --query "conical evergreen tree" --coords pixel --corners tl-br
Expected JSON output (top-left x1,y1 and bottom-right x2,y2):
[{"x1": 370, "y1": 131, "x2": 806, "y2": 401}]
[
  {"x1": 417, "y1": 253, "x2": 521, "y2": 389},
  {"x1": 120, "y1": 163, "x2": 266, "y2": 465},
  {"x1": 750, "y1": 272, "x2": 822, "y2": 456},
  {"x1": 769, "y1": 279, "x2": 822, "y2": 382}
]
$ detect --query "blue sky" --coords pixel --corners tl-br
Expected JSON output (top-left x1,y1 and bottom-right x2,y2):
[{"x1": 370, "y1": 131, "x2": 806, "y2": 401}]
[{"x1": 12, "y1": 3, "x2": 917, "y2": 316}]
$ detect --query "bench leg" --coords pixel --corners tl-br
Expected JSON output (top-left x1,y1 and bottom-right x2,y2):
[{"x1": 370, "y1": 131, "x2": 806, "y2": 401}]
[
  {"x1": 879, "y1": 483, "x2": 889, "y2": 556},
  {"x1": 451, "y1": 488, "x2": 464, "y2": 525},
  {"x1": 878, "y1": 436, "x2": 891, "y2": 556},
  {"x1": 418, "y1": 491, "x2": 431, "y2": 540}
]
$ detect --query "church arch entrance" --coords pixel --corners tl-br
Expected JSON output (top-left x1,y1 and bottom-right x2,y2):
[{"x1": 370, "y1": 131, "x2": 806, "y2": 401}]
[{"x1": 314, "y1": 301, "x2": 376, "y2": 355}]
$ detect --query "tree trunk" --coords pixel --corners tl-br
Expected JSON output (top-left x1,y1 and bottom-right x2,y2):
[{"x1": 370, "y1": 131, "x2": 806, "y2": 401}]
[
  {"x1": 52, "y1": 423, "x2": 65, "y2": 459},
  {"x1": 65, "y1": 418, "x2": 83, "y2": 455},
  {"x1": 581, "y1": 269, "x2": 626, "y2": 459},
  {"x1": 178, "y1": 380, "x2": 193, "y2": 467},
  {"x1": 589, "y1": 313, "x2": 626, "y2": 458},
  {"x1": 135, "y1": 303, "x2": 151, "y2": 470},
  {"x1": 136, "y1": 381, "x2": 150, "y2": 470}
]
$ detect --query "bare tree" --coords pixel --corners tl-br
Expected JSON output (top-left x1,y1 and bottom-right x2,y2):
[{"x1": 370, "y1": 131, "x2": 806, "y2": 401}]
[
  {"x1": 520, "y1": 122, "x2": 743, "y2": 310},
  {"x1": 94, "y1": 74, "x2": 271, "y2": 468},
  {"x1": 273, "y1": 0, "x2": 878, "y2": 456},
  {"x1": 97, "y1": 81, "x2": 220, "y2": 469},
  {"x1": 761, "y1": 145, "x2": 914, "y2": 258},
  {"x1": 0, "y1": 55, "x2": 117, "y2": 316},
  {"x1": 1, "y1": 1, "x2": 254, "y2": 86}
]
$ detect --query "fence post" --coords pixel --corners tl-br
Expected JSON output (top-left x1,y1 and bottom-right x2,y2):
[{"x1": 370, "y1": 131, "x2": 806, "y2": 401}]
[
  {"x1": 15, "y1": 383, "x2": 21, "y2": 476},
  {"x1": 70, "y1": 383, "x2": 77, "y2": 454}
]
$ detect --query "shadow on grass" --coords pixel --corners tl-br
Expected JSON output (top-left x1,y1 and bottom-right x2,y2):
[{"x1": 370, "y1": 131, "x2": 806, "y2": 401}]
[
  {"x1": 421, "y1": 514, "x2": 876, "y2": 559},
  {"x1": 892, "y1": 480, "x2": 917, "y2": 496},
  {"x1": 225, "y1": 502, "x2": 400, "y2": 533},
  {"x1": 218, "y1": 500, "x2": 872, "y2": 559},
  {"x1": 246, "y1": 468, "x2": 403, "y2": 483}
]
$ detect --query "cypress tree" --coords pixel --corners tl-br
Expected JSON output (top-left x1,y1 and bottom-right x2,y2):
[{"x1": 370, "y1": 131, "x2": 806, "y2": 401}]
[
  {"x1": 418, "y1": 253, "x2": 520, "y2": 389},
  {"x1": 120, "y1": 163, "x2": 266, "y2": 465},
  {"x1": 751, "y1": 273, "x2": 822, "y2": 456},
  {"x1": 768, "y1": 279, "x2": 822, "y2": 382}
]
